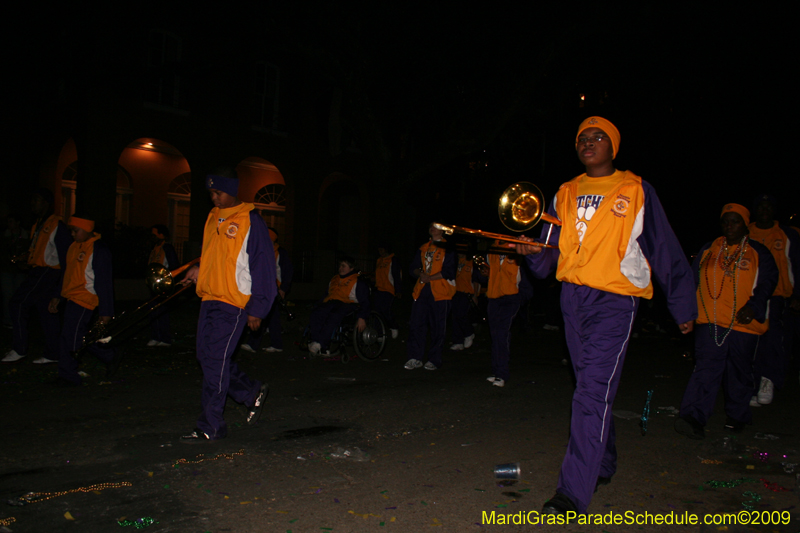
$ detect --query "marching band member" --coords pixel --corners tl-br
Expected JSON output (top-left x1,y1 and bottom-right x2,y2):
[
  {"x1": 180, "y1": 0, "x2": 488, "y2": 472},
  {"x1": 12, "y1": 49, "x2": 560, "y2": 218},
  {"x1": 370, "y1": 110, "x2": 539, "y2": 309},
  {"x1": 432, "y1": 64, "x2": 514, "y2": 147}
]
[
  {"x1": 676, "y1": 203, "x2": 777, "y2": 438},
  {"x1": 181, "y1": 169, "x2": 276, "y2": 442},
  {"x1": 373, "y1": 243, "x2": 402, "y2": 339},
  {"x1": 147, "y1": 224, "x2": 179, "y2": 347},
  {"x1": 449, "y1": 253, "x2": 478, "y2": 351},
  {"x1": 516, "y1": 117, "x2": 696, "y2": 515},
  {"x1": 3, "y1": 189, "x2": 72, "y2": 364},
  {"x1": 404, "y1": 223, "x2": 456, "y2": 371}
]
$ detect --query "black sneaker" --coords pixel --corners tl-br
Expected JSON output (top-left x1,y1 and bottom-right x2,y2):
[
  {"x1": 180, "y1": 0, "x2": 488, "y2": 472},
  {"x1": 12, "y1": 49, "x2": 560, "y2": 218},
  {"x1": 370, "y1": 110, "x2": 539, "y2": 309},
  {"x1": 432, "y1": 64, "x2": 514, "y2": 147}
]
[
  {"x1": 180, "y1": 429, "x2": 216, "y2": 444},
  {"x1": 723, "y1": 416, "x2": 745, "y2": 433},
  {"x1": 246, "y1": 384, "x2": 269, "y2": 425},
  {"x1": 594, "y1": 476, "x2": 612, "y2": 493},
  {"x1": 542, "y1": 492, "x2": 578, "y2": 516},
  {"x1": 674, "y1": 415, "x2": 705, "y2": 440}
]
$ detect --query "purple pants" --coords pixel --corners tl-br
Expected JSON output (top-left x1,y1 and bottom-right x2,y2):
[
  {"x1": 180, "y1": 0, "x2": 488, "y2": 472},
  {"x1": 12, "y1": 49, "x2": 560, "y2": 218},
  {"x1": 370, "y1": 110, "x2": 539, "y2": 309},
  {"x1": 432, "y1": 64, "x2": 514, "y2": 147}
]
[
  {"x1": 196, "y1": 301, "x2": 261, "y2": 440},
  {"x1": 487, "y1": 293, "x2": 521, "y2": 381},
  {"x1": 680, "y1": 328, "x2": 757, "y2": 426},
  {"x1": 753, "y1": 296, "x2": 787, "y2": 391},
  {"x1": 557, "y1": 283, "x2": 639, "y2": 513},
  {"x1": 309, "y1": 300, "x2": 357, "y2": 350},
  {"x1": 407, "y1": 285, "x2": 450, "y2": 367},
  {"x1": 150, "y1": 306, "x2": 172, "y2": 343},
  {"x1": 10, "y1": 267, "x2": 61, "y2": 358},
  {"x1": 450, "y1": 292, "x2": 474, "y2": 344},
  {"x1": 373, "y1": 290, "x2": 397, "y2": 330},
  {"x1": 245, "y1": 302, "x2": 283, "y2": 350},
  {"x1": 58, "y1": 300, "x2": 115, "y2": 384}
]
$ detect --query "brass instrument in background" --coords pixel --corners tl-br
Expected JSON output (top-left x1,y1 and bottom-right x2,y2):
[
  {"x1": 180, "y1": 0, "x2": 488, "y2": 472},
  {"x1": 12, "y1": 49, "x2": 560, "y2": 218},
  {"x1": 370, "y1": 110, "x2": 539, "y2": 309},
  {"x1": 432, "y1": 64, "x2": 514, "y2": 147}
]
[
  {"x1": 78, "y1": 258, "x2": 200, "y2": 353},
  {"x1": 434, "y1": 182, "x2": 562, "y2": 250}
]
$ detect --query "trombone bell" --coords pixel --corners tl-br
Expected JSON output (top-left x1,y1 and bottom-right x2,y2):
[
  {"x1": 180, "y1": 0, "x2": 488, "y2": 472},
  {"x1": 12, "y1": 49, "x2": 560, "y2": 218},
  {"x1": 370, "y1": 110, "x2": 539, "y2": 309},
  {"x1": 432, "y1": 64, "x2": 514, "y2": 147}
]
[{"x1": 499, "y1": 182, "x2": 545, "y2": 232}]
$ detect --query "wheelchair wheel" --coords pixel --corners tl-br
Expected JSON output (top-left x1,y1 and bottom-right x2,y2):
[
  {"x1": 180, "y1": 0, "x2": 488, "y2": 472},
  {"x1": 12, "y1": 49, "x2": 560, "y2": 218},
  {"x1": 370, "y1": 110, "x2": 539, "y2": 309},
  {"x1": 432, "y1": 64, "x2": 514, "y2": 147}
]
[{"x1": 353, "y1": 311, "x2": 387, "y2": 362}]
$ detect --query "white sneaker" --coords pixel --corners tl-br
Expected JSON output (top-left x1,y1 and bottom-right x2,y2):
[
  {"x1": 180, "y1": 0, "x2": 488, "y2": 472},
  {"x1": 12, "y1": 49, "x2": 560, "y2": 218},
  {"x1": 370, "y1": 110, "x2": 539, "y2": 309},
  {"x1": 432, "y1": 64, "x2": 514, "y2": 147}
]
[
  {"x1": 390, "y1": 329, "x2": 399, "y2": 339},
  {"x1": 308, "y1": 342, "x2": 321, "y2": 355},
  {"x1": 32, "y1": 357, "x2": 57, "y2": 364},
  {"x1": 2, "y1": 350, "x2": 25, "y2": 363},
  {"x1": 404, "y1": 358, "x2": 423, "y2": 370},
  {"x1": 757, "y1": 377, "x2": 774, "y2": 404},
  {"x1": 240, "y1": 344, "x2": 256, "y2": 353},
  {"x1": 464, "y1": 334, "x2": 475, "y2": 348},
  {"x1": 146, "y1": 339, "x2": 159, "y2": 347},
  {"x1": 749, "y1": 396, "x2": 761, "y2": 407},
  {"x1": 492, "y1": 378, "x2": 505, "y2": 387},
  {"x1": 264, "y1": 346, "x2": 283, "y2": 353},
  {"x1": 423, "y1": 361, "x2": 438, "y2": 370},
  {"x1": 450, "y1": 344, "x2": 464, "y2": 351},
  {"x1": 156, "y1": 341, "x2": 171, "y2": 347},
  {"x1": 487, "y1": 376, "x2": 497, "y2": 383}
]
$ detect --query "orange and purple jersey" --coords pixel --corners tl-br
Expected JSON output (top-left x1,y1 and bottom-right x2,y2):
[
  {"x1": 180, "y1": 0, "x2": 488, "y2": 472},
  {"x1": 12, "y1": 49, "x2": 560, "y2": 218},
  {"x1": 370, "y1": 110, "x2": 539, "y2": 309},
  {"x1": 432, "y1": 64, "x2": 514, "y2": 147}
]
[
  {"x1": 197, "y1": 202, "x2": 276, "y2": 318},
  {"x1": 61, "y1": 234, "x2": 114, "y2": 315},
  {"x1": 28, "y1": 214, "x2": 71, "y2": 269},
  {"x1": 693, "y1": 237, "x2": 777, "y2": 335},
  {"x1": 410, "y1": 239, "x2": 456, "y2": 301},
  {"x1": 375, "y1": 254, "x2": 402, "y2": 295},
  {"x1": 747, "y1": 221, "x2": 800, "y2": 299},
  {"x1": 149, "y1": 242, "x2": 179, "y2": 270},
  {"x1": 484, "y1": 252, "x2": 526, "y2": 299},
  {"x1": 455, "y1": 256, "x2": 476, "y2": 294}
]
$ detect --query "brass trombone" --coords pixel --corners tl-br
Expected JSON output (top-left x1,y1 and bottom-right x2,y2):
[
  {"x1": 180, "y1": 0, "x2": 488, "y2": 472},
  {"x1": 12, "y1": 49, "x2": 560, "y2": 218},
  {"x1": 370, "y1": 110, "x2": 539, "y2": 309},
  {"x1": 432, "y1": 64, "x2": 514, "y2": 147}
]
[
  {"x1": 79, "y1": 258, "x2": 200, "y2": 350},
  {"x1": 434, "y1": 182, "x2": 562, "y2": 249}
]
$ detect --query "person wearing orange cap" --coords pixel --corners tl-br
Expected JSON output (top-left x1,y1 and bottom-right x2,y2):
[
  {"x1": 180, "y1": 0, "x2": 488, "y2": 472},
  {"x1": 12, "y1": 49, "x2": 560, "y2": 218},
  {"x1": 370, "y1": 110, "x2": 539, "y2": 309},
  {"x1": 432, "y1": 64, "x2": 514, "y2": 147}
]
[
  {"x1": 675, "y1": 204, "x2": 777, "y2": 440},
  {"x1": 48, "y1": 214, "x2": 117, "y2": 385},
  {"x1": 747, "y1": 194, "x2": 800, "y2": 406},
  {"x1": 516, "y1": 117, "x2": 697, "y2": 515}
]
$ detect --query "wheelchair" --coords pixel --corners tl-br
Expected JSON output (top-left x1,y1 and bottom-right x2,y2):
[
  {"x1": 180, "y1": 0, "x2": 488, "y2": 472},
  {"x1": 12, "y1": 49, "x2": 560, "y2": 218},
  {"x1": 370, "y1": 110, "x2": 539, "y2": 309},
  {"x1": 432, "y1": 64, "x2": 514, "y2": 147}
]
[{"x1": 300, "y1": 308, "x2": 388, "y2": 363}]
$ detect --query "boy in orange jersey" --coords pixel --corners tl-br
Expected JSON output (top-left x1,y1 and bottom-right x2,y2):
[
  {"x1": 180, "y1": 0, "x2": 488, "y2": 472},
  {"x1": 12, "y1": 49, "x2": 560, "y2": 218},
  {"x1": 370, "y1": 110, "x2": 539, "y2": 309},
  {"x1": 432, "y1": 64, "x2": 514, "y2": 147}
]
[
  {"x1": 48, "y1": 215, "x2": 116, "y2": 385},
  {"x1": 516, "y1": 117, "x2": 696, "y2": 516},
  {"x1": 676, "y1": 204, "x2": 777, "y2": 438},
  {"x1": 3, "y1": 188, "x2": 72, "y2": 364},
  {"x1": 307, "y1": 256, "x2": 370, "y2": 355},
  {"x1": 475, "y1": 244, "x2": 532, "y2": 387},
  {"x1": 404, "y1": 223, "x2": 456, "y2": 371},
  {"x1": 747, "y1": 194, "x2": 800, "y2": 406},
  {"x1": 181, "y1": 169, "x2": 276, "y2": 442},
  {"x1": 146, "y1": 224, "x2": 179, "y2": 347},
  {"x1": 373, "y1": 243, "x2": 402, "y2": 339},
  {"x1": 449, "y1": 253, "x2": 479, "y2": 351}
]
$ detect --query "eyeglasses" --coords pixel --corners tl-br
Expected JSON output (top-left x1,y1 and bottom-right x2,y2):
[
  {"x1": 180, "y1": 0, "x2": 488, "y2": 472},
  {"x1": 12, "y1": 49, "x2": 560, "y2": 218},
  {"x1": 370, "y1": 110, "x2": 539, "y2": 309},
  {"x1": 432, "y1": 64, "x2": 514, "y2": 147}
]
[{"x1": 577, "y1": 134, "x2": 607, "y2": 145}]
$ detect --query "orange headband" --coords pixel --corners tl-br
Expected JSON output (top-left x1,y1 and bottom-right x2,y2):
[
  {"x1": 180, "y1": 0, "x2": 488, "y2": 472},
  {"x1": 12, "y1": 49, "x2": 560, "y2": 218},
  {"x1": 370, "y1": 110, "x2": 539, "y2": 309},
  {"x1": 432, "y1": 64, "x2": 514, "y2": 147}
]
[
  {"x1": 576, "y1": 116, "x2": 621, "y2": 159},
  {"x1": 68, "y1": 216, "x2": 95, "y2": 232},
  {"x1": 720, "y1": 203, "x2": 750, "y2": 226}
]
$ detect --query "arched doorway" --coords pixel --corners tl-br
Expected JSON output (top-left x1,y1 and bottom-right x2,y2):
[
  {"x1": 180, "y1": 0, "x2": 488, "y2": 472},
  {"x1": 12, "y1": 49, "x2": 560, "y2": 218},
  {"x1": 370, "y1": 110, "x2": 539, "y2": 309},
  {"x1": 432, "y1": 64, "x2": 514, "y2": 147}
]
[{"x1": 235, "y1": 157, "x2": 290, "y2": 251}]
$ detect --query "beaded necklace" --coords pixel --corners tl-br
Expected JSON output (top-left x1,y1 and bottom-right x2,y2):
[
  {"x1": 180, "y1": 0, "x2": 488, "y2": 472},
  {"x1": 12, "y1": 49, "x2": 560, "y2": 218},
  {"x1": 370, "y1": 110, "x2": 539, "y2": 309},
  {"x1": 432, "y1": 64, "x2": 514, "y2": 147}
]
[{"x1": 698, "y1": 236, "x2": 749, "y2": 346}]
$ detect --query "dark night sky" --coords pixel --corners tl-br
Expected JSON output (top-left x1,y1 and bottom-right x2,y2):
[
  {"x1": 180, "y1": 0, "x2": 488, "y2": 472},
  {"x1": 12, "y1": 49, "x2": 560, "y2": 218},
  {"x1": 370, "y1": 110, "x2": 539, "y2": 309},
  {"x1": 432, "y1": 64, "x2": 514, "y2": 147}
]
[{"x1": 7, "y1": 4, "x2": 792, "y2": 255}]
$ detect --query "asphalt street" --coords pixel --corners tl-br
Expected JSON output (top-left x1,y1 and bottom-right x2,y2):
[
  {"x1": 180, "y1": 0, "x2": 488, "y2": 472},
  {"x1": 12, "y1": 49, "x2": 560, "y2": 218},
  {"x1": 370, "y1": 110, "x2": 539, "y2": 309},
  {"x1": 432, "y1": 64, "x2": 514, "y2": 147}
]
[{"x1": 1, "y1": 297, "x2": 799, "y2": 532}]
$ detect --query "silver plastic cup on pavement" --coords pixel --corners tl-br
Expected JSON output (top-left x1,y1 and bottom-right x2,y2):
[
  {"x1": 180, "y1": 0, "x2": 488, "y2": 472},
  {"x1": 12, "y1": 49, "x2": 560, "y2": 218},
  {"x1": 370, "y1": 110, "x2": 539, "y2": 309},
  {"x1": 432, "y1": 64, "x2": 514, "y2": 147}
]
[{"x1": 494, "y1": 462, "x2": 521, "y2": 480}]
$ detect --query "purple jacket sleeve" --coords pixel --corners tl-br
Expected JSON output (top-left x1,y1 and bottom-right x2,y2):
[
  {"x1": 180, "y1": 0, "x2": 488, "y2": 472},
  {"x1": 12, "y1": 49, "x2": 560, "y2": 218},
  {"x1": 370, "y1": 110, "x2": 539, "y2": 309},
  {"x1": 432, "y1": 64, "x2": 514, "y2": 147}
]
[
  {"x1": 441, "y1": 248, "x2": 456, "y2": 281},
  {"x1": 409, "y1": 249, "x2": 421, "y2": 279},
  {"x1": 277, "y1": 247, "x2": 293, "y2": 293},
  {"x1": 637, "y1": 181, "x2": 697, "y2": 325},
  {"x1": 391, "y1": 256, "x2": 403, "y2": 294},
  {"x1": 93, "y1": 241, "x2": 115, "y2": 317},
  {"x1": 244, "y1": 212, "x2": 277, "y2": 319},
  {"x1": 356, "y1": 279, "x2": 371, "y2": 319},
  {"x1": 747, "y1": 241, "x2": 779, "y2": 321},
  {"x1": 779, "y1": 224, "x2": 800, "y2": 299},
  {"x1": 524, "y1": 198, "x2": 561, "y2": 279}
]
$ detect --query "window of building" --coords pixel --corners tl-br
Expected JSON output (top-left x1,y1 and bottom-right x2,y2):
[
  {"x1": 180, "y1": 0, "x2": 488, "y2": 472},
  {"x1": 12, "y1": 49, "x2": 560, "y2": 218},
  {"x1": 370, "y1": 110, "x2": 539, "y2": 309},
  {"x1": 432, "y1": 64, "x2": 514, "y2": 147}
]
[
  {"x1": 145, "y1": 30, "x2": 182, "y2": 108},
  {"x1": 167, "y1": 173, "x2": 192, "y2": 261},
  {"x1": 254, "y1": 183, "x2": 286, "y2": 238}
]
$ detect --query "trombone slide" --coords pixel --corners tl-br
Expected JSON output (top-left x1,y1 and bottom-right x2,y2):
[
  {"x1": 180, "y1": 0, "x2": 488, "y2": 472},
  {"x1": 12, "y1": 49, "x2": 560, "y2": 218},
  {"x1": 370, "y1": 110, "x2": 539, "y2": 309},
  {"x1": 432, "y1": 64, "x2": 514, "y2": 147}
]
[{"x1": 433, "y1": 223, "x2": 558, "y2": 249}]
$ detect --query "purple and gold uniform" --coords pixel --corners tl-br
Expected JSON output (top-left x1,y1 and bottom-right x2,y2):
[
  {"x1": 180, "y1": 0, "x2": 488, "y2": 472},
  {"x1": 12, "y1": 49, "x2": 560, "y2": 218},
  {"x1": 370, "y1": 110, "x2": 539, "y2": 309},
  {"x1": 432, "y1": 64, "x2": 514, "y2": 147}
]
[
  {"x1": 407, "y1": 239, "x2": 456, "y2": 368},
  {"x1": 480, "y1": 249, "x2": 532, "y2": 382},
  {"x1": 373, "y1": 253, "x2": 402, "y2": 331},
  {"x1": 680, "y1": 234, "x2": 777, "y2": 427},
  {"x1": 309, "y1": 270, "x2": 370, "y2": 351},
  {"x1": 194, "y1": 199, "x2": 276, "y2": 440},
  {"x1": 450, "y1": 255, "x2": 478, "y2": 346},
  {"x1": 9, "y1": 213, "x2": 71, "y2": 360},
  {"x1": 526, "y1": 170, "x2": 696, "y2": 513},
  {"x1": 243, "y1": 236, "x2": 293, "y2": 351},
  {"x1": 57, "y1": 231, "x2": 115, "y2": 384},
  {"x1": 747, "y1": 220, "x2": 800, "y2": 393}
]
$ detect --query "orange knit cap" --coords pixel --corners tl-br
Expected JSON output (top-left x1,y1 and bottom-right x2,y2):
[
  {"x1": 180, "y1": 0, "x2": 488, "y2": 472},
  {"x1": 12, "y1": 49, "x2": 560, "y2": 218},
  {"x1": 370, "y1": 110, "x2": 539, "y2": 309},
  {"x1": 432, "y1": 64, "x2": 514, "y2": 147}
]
[
  {"x1": 720, "y1": 203, "x2": 750, "y2": 226},
  {"x1": 576, "y1": 116, "x2": 621, "y2": 159},
  {"x1": 68, "y1": 216, "x2": 95, "y2": 233}
]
